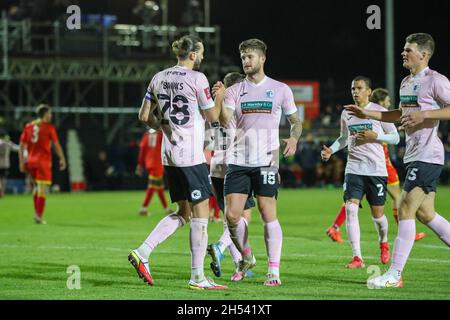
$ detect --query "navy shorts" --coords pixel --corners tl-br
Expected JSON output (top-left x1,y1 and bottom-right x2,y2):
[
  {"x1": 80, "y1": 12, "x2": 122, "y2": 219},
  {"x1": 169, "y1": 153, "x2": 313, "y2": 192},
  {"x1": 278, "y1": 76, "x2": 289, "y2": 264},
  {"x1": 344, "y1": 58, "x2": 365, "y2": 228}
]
[
  {"x1": 343, "y1": 174, "x2": 387, "y2": 206},
  {"x1": 211, "y1": 176, "x2": 255, "y2": 211},
  {"x1": 164, "y1": 163, "x2": 213, "y2": 203},
  {"x1": 403, "y1": 161, "x2": 443, "y2": 194},
  {"x1": 224, "y1": 165, "x2": 279, "y2": 198}
]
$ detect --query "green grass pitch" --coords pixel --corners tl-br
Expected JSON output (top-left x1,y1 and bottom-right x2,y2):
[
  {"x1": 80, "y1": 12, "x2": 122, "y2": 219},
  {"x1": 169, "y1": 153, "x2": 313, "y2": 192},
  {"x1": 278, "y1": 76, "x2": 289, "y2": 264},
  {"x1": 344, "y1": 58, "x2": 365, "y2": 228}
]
[{"x1": 0, "y1": 188, "x2": 449, "y2": 300}]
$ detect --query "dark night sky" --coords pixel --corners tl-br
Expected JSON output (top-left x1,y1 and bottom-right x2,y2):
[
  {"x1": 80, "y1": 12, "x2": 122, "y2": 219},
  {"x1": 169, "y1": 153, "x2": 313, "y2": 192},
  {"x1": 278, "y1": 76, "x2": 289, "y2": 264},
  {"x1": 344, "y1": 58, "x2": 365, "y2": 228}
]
[
  {"x1": 1, "y1": 0, "x2": 449, "y2": 104},
  {"x1": 209, "y1": 0, "x2": 450, "y2": 102}
]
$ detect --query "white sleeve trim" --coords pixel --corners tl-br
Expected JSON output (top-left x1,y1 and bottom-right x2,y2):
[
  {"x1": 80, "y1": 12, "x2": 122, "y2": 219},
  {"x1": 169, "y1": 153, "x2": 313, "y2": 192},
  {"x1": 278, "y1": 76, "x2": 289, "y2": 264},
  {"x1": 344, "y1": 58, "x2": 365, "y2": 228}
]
[
  {"x1": 223, "y1": 103, "x2": 235, "y2": 110},
  {"x1": 284, "y1": 107, "x2": 298, "y2": 116},
  {"x1": 329, "y1": 134, "x2": 348, "y2": 154},
  {"x1": 376, "y1": 131, "x2": 400, "y2": 145},
  {"x1": 200, "y1": 101, "x2": 215, "y2": 110}
]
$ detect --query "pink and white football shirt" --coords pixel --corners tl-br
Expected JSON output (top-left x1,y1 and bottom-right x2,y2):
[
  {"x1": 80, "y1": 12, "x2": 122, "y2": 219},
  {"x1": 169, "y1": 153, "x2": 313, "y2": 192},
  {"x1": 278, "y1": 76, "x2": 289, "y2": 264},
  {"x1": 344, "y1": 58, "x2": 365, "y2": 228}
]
[
  {"x1": 147, "y1": 65, "x2": 214, "y2": 167},
  {"x1": 341, "y1": 103, "x2": 398, "y2": 176},
  {"x1": 223, "y1": 76, "x2": 297, "y2": 167},
  {"x1": 399, "y1": 67, "x2": 450, "y2": 165}
]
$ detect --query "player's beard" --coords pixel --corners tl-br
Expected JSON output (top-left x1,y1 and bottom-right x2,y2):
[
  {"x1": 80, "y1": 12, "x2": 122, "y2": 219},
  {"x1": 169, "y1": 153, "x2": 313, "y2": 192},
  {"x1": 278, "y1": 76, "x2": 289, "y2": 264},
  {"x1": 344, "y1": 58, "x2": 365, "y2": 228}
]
[{"x1": 244, "y1": 64, "x2": 261, "y2": 76}]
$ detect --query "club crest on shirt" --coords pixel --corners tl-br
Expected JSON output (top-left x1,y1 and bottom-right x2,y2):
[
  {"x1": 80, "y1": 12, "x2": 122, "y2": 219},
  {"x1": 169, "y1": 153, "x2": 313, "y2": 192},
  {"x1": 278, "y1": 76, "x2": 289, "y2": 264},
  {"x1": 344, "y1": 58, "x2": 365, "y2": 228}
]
[{"x1": 266, "y1": 90, "x2": 274, "y2": 98}]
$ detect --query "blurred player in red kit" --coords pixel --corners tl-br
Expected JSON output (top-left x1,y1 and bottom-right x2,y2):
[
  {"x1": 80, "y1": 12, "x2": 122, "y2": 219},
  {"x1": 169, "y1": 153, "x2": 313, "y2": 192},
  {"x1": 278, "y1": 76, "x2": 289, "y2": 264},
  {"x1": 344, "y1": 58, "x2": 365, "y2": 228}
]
[
  {"x1": 19, "y1": 104, "x2": 66, "y2": 224},
  {"x1": 136, "y1": 129, "x2": 174, "y2": 216}
]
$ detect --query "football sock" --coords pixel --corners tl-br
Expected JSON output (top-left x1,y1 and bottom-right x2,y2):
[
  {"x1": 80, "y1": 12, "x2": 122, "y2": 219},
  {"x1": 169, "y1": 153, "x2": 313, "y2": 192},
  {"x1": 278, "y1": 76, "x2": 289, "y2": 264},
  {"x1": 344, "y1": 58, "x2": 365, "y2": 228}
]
[
  {"x1": 228, "y1": 242, "x2": 242, "y2": 264},
  {"x1": 190, "y1": 218, "x2": 208, "y2": 282},
  {"x1": 218, "y1": 220, "x2": 232, "y2": 249},
  {"x1": 372, "y1": 215, "x2": 389, "y2": 243},
  {"x1": 333, "y1": 204, "x2": 346, "y2": 229},
  {"x1": 427, "y1": 213, "x2": 450, "y2": 246},
  {"x1": 268, "y1": 262, "x2": 280, "y2": 277},
  {"x1": 36, "y1": 196, "x2": 46, "y2": 219},
  {"x1": 142, "y1": 187, "x2": 155, "y2": 208},
  {"x1": 156, "y1": 189, "x2": 168, "y2": 209},
  {"x1": 228, "y1": 217, "x2": 251, "y2": 257},
  {"x1": 391, "y1": 219, "x2": 415, "y2": 273},
  {"x1": 33, "y1": 193, "x2": 38, "y2": 214},
  {"x1": 140, "y1": 213, "x2": 185, "y2": 259},
  {"x1": 264, "y1": 219, "x2": 283, "y2": 273},
  {"x1": 220, "y1": 220, "x2": 242, "y2": 262},
  {"x1": 346, "y1": 202, "x2": 362, "y2": 258},
  {"x1": 386, "y1": 267, "x2": 402, "y2": 280}
]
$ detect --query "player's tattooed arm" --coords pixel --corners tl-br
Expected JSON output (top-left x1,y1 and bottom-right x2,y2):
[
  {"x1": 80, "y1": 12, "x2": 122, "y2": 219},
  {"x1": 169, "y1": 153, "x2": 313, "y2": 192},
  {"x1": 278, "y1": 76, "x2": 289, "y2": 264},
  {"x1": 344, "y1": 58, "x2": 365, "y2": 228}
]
[
  {"x1": 282, "y1": 113, "x2": 302, "y2": 157},
  {"x1": 287, "y1": 112, "x2": 303, "y2": 141},
  {"x1": 138, "y1": 98, "x2": 153, "y2": 124},
  {"x1": 138, "y1": 98, "x2": 162, "y2": 130}
]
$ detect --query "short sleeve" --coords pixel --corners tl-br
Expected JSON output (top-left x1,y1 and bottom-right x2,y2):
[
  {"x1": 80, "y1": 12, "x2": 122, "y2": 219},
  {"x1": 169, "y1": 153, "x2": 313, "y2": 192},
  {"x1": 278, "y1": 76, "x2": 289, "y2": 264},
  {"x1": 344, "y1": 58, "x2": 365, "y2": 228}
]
[
  {"x1": 223, "y1": 86, "x2": 237, "y2": 110},
  {"x1": 144, "y1": 73, "x2": 158, "y2": 102},
  {"x1": 196, "y1": 73, "x2": 214, "y2": 110},
  {"x1": 433, "y1": 74, "x2": 450, "y2": 107},
  {"x1": 281, "y1": 85, "x2": 297, "y2": 116}
]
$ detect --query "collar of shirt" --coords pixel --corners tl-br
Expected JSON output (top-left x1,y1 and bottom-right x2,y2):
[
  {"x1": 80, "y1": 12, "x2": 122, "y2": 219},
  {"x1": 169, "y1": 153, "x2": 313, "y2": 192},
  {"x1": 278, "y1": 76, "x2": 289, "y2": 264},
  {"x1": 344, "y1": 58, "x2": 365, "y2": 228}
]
[
  {"x1": 245, "y1": 76, "x2": 268, "y2": 87},
  {"x1": 412, "y1": 66, "x2": 429, "y2": 79}
]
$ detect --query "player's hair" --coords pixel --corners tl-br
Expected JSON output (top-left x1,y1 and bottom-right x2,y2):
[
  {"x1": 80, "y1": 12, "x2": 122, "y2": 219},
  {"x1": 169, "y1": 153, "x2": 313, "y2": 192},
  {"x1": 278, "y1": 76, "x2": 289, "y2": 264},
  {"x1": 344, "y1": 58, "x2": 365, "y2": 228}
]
[
  {"x1": 223, "y1": 72, "x2": 245, "y2": 88},
  {"x1": 352, "y1": 76, "x2": 372, "y2": 89},
  {"x1": 36, "y1": 104, "x2": 51, "y2": 118},
  {"x1": 239, "y1": 38, "x2": 267, "y2": 55},
  {"x1": 171, "y1": 35, "x2": 203, "y2": 60},
  {"x1": 406, "y1": 33, "x2": 435, "y2": 58},
  {"x1": 370, "y1": 88, "x2": 389, "y2": 104}
]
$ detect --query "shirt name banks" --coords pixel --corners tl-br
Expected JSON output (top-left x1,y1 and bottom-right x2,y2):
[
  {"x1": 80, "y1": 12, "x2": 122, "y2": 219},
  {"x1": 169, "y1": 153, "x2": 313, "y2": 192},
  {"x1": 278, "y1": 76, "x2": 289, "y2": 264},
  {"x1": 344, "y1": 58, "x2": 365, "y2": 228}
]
[{"x1": 162, "y1": 81, "x2": 184, "y2": 90}]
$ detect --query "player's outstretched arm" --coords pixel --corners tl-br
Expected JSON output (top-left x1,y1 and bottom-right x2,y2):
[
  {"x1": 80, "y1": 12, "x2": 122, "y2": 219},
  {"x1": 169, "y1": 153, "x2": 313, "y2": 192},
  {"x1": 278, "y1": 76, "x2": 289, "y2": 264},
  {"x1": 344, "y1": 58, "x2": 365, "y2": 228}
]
[
  {"x1": 203, "y1": 81, "x2": 225, "y2": 124},
  {"x1": 322, "y1": 117, "x2": 348, "y2": 161},
  {"x1": 401, "y1": 105, "x2": 450, "y2": 128},
  {"x1": 282, "y1": 113, "x2": 302, "y2": 157},
  {"x1": 345, "y1": 104, "x2": 401, "y2": 123}
]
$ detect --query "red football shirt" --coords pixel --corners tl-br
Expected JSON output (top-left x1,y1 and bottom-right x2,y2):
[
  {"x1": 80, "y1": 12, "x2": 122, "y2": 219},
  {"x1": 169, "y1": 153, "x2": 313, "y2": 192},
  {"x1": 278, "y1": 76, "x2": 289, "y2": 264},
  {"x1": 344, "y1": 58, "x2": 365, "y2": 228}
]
[
  {"x1": 20, "y1": 120, "x2": 58, "y2": 167},
  {"x1": 138, "y1": 130, "x2": 163, "y2": 170}
]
